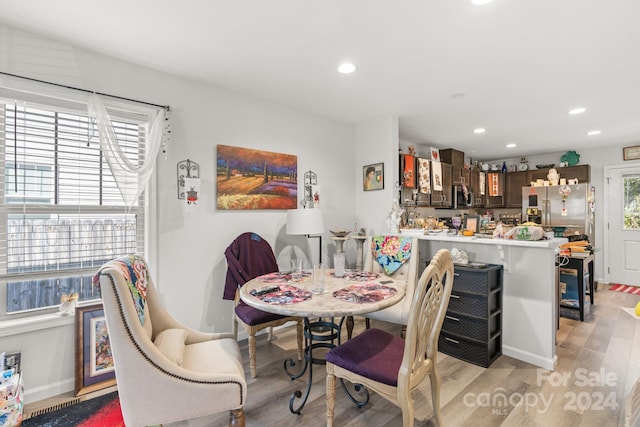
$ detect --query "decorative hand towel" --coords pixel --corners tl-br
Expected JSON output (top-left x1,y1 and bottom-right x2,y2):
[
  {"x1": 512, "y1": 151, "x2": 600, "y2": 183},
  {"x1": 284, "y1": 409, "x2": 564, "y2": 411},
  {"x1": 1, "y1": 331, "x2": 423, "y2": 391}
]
[
  {"x1": 372, "y1": 236, "x2": 412, "y2": 275},
  {"x1": 431, "y1": 161, "x2": 443, "y2": 191},
  {"x1": 94, "y1": 254, "x2": 149, "y2": 325},
  {"x1": 403, "y1": 154, "x2": 415, "y2": 188},
  {"x1": 418, "y1": 158, "x2": 431, "y2": 194},
  {"x1": 479, "y1": 172, "x2": 486, "y2": 196},
  {"x1": 488, "y1": 172, "x2": 501, "y2": 197}
]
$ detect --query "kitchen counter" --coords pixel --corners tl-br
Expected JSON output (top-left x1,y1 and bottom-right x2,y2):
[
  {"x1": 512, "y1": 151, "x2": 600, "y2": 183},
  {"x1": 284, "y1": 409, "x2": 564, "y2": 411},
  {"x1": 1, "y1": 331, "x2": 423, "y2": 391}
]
[
  {"x1": 401, "y1": 229, "x2": 564, "y2": 248},
  {"x1": 402, "y1": 230, "x2": 567, "y2": 371}
]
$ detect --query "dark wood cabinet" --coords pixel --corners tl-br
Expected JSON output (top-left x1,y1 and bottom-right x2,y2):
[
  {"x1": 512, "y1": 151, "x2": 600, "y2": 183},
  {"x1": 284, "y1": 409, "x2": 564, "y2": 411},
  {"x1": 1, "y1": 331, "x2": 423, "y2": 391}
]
[
  {"x1": 440, "y1": 148, "x2": 465, "y2": 170},
  {"x1": 398, "y1": 156, "x2": 453, "y2": 207},
  {"x1": 505, "y1": 171, "x2": 528, "y2": 207},
  {"x1": 470, "y1": 170, "x2": 485, "y2": 208},
  {"x1": 526, "y1": 164, "x2": 590, "y2": 184},
  {"x1": 452, "y1": 167, "x2": 471, "y2": 186},
  {"x1": 431, "y1": 163, "x2": 452, "y2": 208},
  {"x1": 438, "y1": 264, "x2": 503, "y2": 368},
  {"x1": 559, "y1": 165, "x2": 590, "y2": 183},
  {"x1": 484, "y1": 172, "x2": 505, "y2": 208},
  {"x1": 527, "y1": 168, "x2": 549, "y2": 182}
]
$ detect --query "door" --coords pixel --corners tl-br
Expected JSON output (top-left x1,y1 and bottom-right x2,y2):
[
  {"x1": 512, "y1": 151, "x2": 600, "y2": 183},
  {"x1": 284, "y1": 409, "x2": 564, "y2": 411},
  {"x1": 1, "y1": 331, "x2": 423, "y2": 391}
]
[{"x1": 605, "y1": 165, "x2": 640, "y2": 286}]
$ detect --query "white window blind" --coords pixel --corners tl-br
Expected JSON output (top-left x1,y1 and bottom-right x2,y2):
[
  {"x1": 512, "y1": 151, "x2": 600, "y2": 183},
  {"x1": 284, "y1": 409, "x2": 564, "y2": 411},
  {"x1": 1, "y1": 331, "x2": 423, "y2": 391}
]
[{"x1": 0, "y1": 99, "x2": 146, "y2": 316}]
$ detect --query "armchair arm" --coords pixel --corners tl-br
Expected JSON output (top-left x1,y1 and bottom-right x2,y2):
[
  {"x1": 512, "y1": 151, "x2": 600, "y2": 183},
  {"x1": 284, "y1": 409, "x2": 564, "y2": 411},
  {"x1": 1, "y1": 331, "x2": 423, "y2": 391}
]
[{"x1": 146, "y1": 280, "x2": 233, "y2": 344}]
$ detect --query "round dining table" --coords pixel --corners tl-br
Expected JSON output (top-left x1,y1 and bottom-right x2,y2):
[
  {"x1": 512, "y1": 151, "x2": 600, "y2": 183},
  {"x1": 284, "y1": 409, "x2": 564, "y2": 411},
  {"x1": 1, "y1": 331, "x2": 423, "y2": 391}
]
[{"x1": 239, "y1": 268, "x2": 405, "y2": 414}]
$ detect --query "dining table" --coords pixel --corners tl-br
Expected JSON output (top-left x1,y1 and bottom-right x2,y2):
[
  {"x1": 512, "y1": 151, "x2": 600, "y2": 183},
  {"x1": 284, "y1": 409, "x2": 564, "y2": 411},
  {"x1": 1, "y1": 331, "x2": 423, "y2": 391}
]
[{"x1": 239, "y1": 268, "x2": 406, "y2": 414}]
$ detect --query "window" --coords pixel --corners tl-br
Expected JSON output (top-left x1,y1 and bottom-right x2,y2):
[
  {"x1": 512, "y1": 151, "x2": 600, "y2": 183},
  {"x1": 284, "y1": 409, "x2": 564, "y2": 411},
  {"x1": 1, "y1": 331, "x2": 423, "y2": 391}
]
[
  {"x1": 0, "y1": 100, "x2": 146, "y2": 318},
  {"x1": 623, "y1": 174, "x2": 640, "y2": 230}
]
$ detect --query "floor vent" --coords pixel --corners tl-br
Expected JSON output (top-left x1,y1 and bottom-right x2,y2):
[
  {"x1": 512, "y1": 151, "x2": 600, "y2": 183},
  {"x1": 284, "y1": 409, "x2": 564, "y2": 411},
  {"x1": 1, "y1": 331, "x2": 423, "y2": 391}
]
[{"x1": 26, "y1": 397, "x2": 82, "y2": 418}]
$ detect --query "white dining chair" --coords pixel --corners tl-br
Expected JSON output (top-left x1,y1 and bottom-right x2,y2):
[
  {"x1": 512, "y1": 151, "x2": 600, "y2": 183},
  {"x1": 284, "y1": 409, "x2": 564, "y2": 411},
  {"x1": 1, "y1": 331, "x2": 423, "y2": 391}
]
[{"x1": 360, "y1": 235, "x2": 420, "y2": 334}]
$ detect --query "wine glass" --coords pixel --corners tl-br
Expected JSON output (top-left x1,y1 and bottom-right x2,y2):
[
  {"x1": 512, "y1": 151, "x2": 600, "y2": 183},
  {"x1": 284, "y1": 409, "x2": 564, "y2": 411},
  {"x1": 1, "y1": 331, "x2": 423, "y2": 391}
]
[{"x1": 451, "y1": 216, "x2": 462, "y2": 235}]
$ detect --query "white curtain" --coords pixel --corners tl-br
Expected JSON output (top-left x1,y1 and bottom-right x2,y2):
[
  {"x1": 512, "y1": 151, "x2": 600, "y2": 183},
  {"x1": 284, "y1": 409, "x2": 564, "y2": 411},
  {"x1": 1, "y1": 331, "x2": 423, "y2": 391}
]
[
  {"x1": 87, "y1": 94, "x2": 166, "y2": 208},
  {"x1": 0, "y1": 74, "x2": 168, "y2": 208}
]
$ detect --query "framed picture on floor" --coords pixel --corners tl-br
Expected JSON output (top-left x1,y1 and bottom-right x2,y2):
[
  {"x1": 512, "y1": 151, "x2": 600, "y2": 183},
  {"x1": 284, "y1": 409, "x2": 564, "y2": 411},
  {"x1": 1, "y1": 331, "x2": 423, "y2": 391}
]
[{"x1": 75, "y1": 304, "x2": 117, "y2": 396}]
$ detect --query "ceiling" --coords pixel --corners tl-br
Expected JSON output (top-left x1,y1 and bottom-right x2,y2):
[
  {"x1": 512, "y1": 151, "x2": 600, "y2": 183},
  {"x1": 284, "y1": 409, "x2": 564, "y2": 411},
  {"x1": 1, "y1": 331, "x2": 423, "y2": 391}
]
[{"x1": 1, "y1": 0, "x2": 639, "y2": 161}]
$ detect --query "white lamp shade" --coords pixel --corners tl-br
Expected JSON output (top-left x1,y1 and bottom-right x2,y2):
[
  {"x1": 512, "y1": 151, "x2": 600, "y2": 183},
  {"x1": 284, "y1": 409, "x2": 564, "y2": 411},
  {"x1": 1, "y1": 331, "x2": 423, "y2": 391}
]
[{"x1": 286, "y1": 209, "x2": 325, "y2": 235}]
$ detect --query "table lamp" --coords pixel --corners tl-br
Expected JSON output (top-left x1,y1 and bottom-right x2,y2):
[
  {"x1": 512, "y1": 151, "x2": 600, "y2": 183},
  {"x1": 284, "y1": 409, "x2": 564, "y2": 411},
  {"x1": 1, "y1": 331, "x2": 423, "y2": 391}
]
[{"x1": 286, "y1": 208, "x2": 325, "y2": 264}]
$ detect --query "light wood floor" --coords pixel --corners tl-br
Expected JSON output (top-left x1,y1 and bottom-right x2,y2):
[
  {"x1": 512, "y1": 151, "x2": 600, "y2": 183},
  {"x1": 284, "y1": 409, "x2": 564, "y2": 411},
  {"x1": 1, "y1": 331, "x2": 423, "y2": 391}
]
[{"x1": 25, "y1": 284, "x2": 640, "y2": 427}]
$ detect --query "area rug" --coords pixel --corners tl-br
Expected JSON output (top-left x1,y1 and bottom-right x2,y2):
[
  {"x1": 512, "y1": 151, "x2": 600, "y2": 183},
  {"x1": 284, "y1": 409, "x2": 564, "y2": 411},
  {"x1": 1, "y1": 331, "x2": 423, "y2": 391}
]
[
  {"x1": 23, "y1": 391, "x2": 124, "y2": 426},
  {"x1": 609, "y1": 284, "x2": 640, "y2": 295}
]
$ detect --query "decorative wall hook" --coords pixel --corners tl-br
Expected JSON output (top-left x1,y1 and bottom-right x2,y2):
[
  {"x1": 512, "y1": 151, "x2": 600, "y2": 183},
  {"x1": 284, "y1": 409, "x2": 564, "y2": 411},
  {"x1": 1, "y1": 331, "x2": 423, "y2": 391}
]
[
  {"x1": 177, "y1": 159, "x2": 200, "y2": 199},
  {"x1": 304, "y1": 170, "x2": 317, "y2": 208}
]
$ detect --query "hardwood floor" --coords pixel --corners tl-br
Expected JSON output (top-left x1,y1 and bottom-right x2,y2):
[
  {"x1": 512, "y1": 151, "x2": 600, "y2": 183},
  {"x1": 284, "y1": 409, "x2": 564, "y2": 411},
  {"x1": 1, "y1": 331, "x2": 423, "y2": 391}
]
[{"x1": 24, "y1": 284, "x2": 640, "y2": 427}]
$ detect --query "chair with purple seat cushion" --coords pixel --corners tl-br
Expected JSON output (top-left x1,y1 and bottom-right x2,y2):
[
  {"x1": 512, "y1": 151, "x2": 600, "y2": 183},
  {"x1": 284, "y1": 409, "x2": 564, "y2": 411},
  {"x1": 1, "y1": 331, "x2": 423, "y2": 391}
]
[
  {"x1": 224, "y1": 232, "x2": 303, "y2": 378},
  {"x1": 326, "y1": 248, "x2": 454, "y2": 427}
]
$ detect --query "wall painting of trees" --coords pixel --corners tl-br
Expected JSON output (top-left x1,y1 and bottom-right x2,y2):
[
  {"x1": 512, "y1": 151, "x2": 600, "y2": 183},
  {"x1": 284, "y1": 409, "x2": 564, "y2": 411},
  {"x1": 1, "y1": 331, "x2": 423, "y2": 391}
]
[{"x1": 216, "y1": 144, "x2": 298, "y2": 210}]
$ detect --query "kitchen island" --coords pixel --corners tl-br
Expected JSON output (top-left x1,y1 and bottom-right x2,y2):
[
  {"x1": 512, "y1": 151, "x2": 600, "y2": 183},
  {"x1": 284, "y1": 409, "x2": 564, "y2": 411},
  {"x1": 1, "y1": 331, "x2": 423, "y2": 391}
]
[{"x1": 401, "y1": 230, "x2": 566, "y2": 371}]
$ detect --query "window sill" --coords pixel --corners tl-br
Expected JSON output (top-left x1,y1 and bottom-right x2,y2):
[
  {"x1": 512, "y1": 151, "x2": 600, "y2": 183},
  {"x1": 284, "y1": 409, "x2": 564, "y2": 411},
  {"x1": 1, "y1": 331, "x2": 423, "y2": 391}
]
[{"x1": 0, "y1": 312, "x2": 74, "y2": 338}]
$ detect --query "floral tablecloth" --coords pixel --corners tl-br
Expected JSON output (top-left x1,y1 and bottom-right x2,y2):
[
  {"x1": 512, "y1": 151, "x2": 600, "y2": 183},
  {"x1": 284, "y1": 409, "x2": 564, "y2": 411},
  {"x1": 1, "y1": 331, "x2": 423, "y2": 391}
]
[{"x1": 332, "y1": 283, "x2": 397, "y2": 304}]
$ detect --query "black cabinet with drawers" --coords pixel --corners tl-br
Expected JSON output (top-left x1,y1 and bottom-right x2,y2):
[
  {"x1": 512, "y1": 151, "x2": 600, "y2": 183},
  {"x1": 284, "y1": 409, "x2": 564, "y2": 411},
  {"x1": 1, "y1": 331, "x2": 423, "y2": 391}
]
[{"x1": 438, "y1": 263, "x2": 503, "y2": 368}]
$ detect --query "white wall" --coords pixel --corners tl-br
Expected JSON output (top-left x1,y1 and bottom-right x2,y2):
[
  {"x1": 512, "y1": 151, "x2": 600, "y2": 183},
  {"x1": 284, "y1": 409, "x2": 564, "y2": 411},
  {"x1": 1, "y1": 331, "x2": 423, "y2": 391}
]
[
  {"x1": 0, "y1": 25, "x2": 358, "y2": 403},
  {"x1": 354, "y1": 116, "x2": 399, "y2": 234}
]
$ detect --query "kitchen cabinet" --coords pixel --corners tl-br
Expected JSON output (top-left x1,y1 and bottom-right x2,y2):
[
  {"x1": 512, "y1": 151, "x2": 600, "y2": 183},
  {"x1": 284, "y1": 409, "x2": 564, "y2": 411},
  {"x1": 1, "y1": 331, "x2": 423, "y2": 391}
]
[
  {"x1": 527, "y1": 167, "x2": 550, "y2": 182},
  {"x1": 559, "y1": 165, "x2": 590, "y2": 183},
  {"x1": 440, "y1": 148, "x2": 465, "y2": 170},
  {"x1": 438, "y1": 263, "x2": 503, "y2": 368},
  {"x1": 484, "y1": 172, "x2": 505, "y2": 208},
  {"x1": 399, "y1": 155, "x2": 425, "y2": 206},
  {"x1": 505, "y1": 171, "x2": 528, "y2": 207},
  {"x1": 430, "y1": 163, "x2": 452, "y2": 208},
  {"x1": 470, "y1": 170, "x2": 485, "y2": 208},
  {"x1": 452, "y1": 167, "x2": 471, "y2": 186},
  {"x1": 527, "y1": 164, "x2": 590, "y2": 184}
]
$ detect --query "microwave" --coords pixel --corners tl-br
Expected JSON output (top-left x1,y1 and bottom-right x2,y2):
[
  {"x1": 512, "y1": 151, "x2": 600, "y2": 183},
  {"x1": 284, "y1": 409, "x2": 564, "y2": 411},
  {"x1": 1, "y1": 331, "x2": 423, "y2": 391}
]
[{"x1": 453, "y1": 185, "x2": 473, "y2": 209}]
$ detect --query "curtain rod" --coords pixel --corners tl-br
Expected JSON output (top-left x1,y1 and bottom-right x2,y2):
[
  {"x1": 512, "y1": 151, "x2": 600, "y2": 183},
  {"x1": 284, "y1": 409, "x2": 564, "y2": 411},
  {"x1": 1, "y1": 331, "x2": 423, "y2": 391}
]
[{"x1": 0, "y1": 71, "x2": 171, "y2": 111}]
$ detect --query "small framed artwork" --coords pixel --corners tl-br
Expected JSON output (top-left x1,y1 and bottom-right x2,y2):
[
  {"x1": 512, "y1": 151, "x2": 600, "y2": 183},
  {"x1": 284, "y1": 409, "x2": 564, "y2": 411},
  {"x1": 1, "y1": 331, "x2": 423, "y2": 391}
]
[
  {"x1": 429, "y1": 147, "x2": 440, "y2": 162},
  {"x1": 623, "y1": 145, "x2": 640, "y2": 161},
  {"x1": 363, "y1": 163, "x2": 384, "y2": 191},
  {"x1": 463, "y1": 214, "x2": 480, "y2": 233},
  {"x1": 75, "y1": 304, "x2": 116, "y2": 396}
]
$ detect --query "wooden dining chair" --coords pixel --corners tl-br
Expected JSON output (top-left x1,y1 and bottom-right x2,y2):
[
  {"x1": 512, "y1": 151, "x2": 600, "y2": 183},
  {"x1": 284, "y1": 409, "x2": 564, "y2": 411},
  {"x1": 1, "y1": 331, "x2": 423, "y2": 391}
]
[
  {"x1": 224, "y1": 232, "x2": 303, "y2": 378},
  {"x1": 326, "y1": 248, "x2": 453, "y2": 427}
]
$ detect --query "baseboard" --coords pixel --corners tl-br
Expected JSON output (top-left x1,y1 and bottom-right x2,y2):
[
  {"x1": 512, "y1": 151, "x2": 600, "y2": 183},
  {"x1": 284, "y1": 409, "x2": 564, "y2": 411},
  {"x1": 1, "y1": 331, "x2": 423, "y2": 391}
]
[
  {"x1": 23, "y1": 378, "x2": 75, "y2": 405},
  {"x1": 502, "y1": 345, "x2": 557, "y2": 371}
]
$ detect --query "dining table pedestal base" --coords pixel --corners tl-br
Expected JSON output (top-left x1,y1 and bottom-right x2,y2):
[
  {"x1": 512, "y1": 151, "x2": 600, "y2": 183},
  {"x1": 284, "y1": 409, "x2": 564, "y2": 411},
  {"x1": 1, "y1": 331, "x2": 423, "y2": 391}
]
[{"x1": 285, "y1": 317, "x2": 344, "y2": 414}]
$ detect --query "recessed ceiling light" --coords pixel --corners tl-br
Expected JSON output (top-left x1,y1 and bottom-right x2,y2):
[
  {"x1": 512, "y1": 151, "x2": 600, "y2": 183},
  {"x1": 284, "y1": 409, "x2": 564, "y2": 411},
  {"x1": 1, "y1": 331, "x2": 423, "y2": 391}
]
[
  {"x1": 474, "y1": 128, "x2": 486, "y2": 134},
  {"x1": 337, "y1": 62, "x2": 357, "y2": 74},
  {"x1": 505, "y1": 143, "x2": 517, "y2": 148},
  {"x1": 587, "y1": 130, "x2": 601, "y2": 136},
  {"x1": 471, "y1": 0, "x2": 495, "y2": 5},
  {"x1": 569, "y1": 107, "x2": 586, "y2": 115}
]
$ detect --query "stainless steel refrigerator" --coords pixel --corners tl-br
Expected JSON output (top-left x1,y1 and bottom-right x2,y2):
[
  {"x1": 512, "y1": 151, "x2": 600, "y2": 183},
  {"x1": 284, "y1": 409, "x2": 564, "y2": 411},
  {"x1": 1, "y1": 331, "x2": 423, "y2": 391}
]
[{"x1": 521, "y1": 183, "x2": 595, "y2": 243}]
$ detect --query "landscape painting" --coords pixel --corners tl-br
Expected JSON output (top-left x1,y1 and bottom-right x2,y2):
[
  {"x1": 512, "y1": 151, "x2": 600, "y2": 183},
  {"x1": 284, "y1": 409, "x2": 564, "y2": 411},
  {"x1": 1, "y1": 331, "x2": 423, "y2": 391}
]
[{"x1": 216, "y1": 144, "x2": 298, "y2": 210}]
